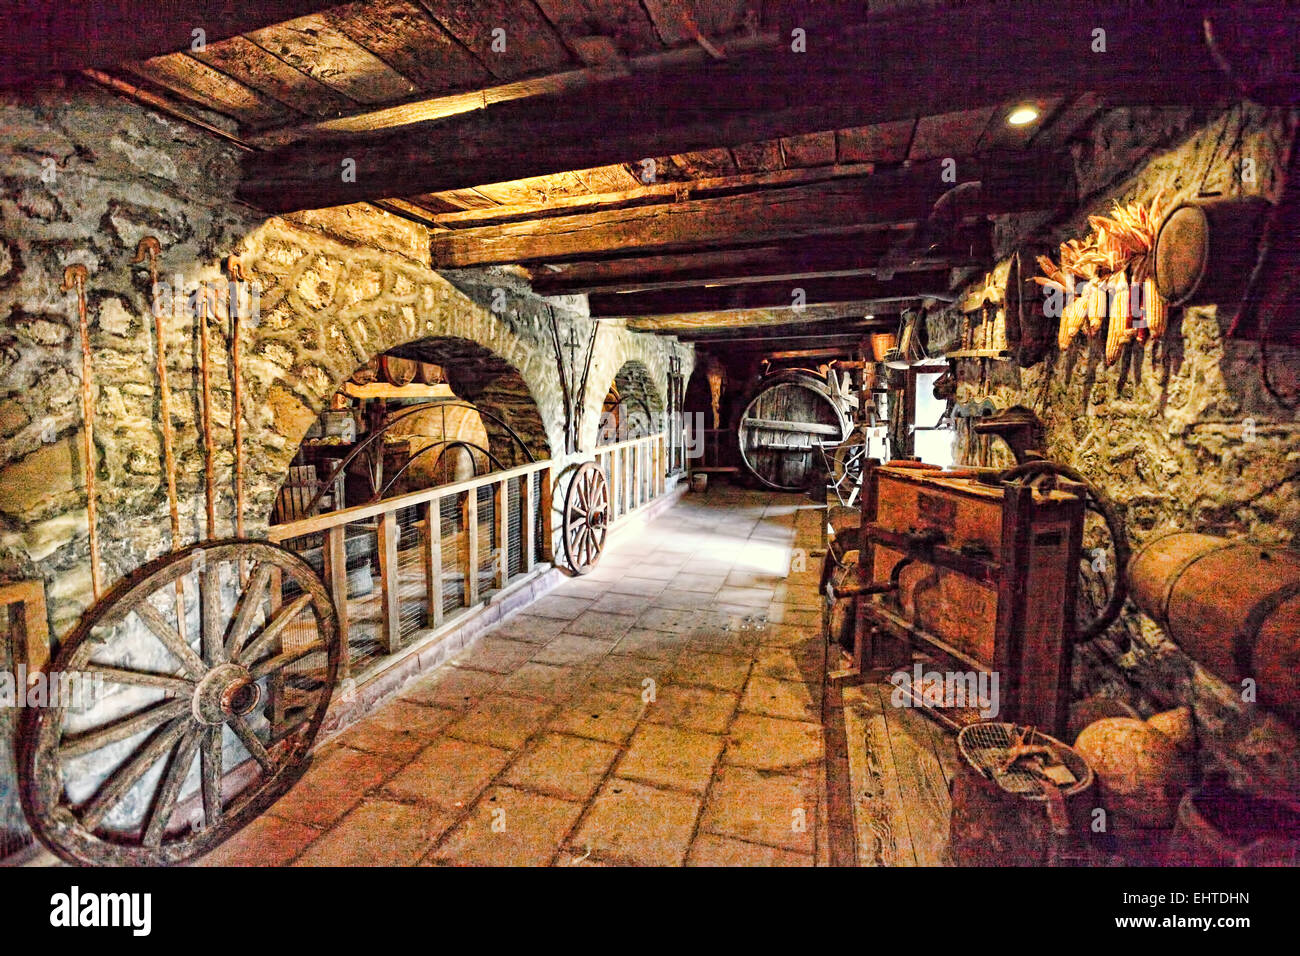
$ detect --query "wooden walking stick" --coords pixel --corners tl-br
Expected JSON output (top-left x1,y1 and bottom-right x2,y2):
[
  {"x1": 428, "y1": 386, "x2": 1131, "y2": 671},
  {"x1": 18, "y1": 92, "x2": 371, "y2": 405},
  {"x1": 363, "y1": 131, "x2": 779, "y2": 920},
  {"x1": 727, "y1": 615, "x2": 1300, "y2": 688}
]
[
  {"x1": 225, "y1": 255, "x2": 247, "y2": 540},
  {"x1": 196, "y1": 280, "x2": 218, "y2": 540},
  {"x1": 132, "y1": 237, "x2": 187, "y2": 634},
  {"x1": 61, "y1": 264, "x2": 101, "y2": 599}
]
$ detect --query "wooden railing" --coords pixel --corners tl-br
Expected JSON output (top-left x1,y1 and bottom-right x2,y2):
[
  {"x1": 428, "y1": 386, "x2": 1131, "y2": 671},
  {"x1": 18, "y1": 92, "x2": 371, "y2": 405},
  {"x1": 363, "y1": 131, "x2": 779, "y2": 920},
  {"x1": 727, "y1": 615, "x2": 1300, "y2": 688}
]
[
  {"x1": 595, "y1": 432, "x2": 666, "y2": 524},
  {"x1": 264, "y1": 433, "x2": 671, "y2": 684},
  {"x1": 268, "y1": 459, "x2": 552, "y2": 681}
]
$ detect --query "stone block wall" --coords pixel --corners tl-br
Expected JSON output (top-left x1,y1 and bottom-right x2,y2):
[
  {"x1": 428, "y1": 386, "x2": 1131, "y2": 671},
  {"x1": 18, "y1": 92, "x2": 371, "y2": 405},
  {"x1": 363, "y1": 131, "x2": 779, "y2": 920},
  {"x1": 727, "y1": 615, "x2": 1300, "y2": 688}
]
[
  {"x1": 937, "y1": 103, "x2": 1300, "y2": 795},
  {"x1": 0, "y1": 78, "x2": 691, "y2": 843}
]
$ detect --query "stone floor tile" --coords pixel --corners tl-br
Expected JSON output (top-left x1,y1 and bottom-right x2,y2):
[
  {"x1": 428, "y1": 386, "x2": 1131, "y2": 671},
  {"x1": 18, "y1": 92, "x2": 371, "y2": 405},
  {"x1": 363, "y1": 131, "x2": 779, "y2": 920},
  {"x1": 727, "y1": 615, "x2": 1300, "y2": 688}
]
[
  {"x1": 714, "y1": 586, "x2": 773, "y2": 607},
  {"x1": 606, "y1": 576, "x2": 668, "y2": 597},
  {"x1": 547, "y1": 690, "x2": 647, "y2": 744},
  {"x1": 610, "y1": 627, "x2": 684, "y2": 662},
  {"x1": 400, "y1": 665, "x2": 502, "y2": 710},
  {"x1": 445, "y1": 694, "x2": 556, "y2": 750},
  {"x1": 498, "y1": 662, "x2": 588, "y2": 703},
  {"x1": 649, "y1": 588, "x2": 711, "y2": 610},
  {"x1": 616, "y1": 723, "x2": 724, "y2": 793},
  {"x1": 563, "y1": 609, "x2": 637, "y2": 640},
  {"x1": 644, "y1": 684, "x2": 738, "y2": 734},
  {"x1": 582, "y1": 654, "x2": 673, "y2": 697},
  {"x1": 590, "y1": 591, "x2": 654, "y2": 615},
  {"x1": 765, "y1": 605, "x2": 821, "y2": 627},
  {"x1": 754, "y1": 643, "x2": 824, "y2": 685},
  {"x1": 671, "y1": 651, "x2": 752, "y2": 692},
  {"x1": 699, "y1": 765, "x2": 818, "y2": 854},
  {"x1": 454, "y1": 637, "x2": 537, "y2": 674},
  {"x1": 530, "y1": 632, "x2": 613, "y2": 667},
  {"x1": 570, "y1": 779, "x2": 702, "y2": 867},
  {"x1": 270, "y1": 746, "x2": 404, "y2": 828},
  {"x1": 382, "y1": 737, "x2": 513, "y2": 809},
  {"x1": 432, "y1": 787, "x2": 584, "y2": 867},
  {"x1": 636, "y1": 606, "x2": 703, "y2": 634},
  {"x1": 194, "y1": 813, "x2": 320, "y2": 866},
  {"x1": 491, "y1": 613, "x2": 571, "y2": 644},
  {"x1": 686, "y1": 833, "x2": 814, "y2": 867},
  {"x1": 740, "y1": 675, "x2": 820, "y2": 722},
  {"x1": 528, "y1": 594, "x2": 595, "y2": 620},
  {"x1": 503, "y1": 732, "x2": 620, "y2": 801},
  {"x1": 294, "y1": 799, "x2": 454, "y2": 866},
  {"x1": 724, "y1": 714, "x2": 824, "y2": 772}
]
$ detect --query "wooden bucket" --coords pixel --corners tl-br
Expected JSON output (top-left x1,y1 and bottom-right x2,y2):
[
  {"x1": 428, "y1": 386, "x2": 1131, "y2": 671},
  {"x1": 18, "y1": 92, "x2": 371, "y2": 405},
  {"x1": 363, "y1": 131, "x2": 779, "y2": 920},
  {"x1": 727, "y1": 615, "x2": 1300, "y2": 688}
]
[
  {"x1": 1154, "y1": 198, "x2": 1271, "y2": 307},
  {"x1": 1167, "y1": 784, "x2": 1300, "y2": 866},
  {"x1": 1128, "y1": 532, "x2": 1300, "y2": 721}
]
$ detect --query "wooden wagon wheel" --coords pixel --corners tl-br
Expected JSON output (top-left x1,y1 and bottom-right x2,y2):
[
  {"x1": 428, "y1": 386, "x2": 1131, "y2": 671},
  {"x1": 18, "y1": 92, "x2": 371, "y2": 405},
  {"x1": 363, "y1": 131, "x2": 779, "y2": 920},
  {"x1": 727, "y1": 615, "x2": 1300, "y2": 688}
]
[
  {"x1": 20, "y1": 539, "x2": 340, "y2": 866},
  {"x1": 561, "y1": 462, "x2": 610, "y2": 574}
]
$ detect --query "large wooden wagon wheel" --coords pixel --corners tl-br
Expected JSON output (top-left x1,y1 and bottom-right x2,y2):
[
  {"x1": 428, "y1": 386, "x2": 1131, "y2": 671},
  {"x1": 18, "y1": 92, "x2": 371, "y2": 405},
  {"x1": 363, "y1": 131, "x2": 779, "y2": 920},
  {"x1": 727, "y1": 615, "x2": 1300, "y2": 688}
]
[
  {"x1": 20, "y1": 539, "x2": 340, "y2": 866},
  {"x1": 562, "y1": 462, "x2": 610, "y2": 574}
]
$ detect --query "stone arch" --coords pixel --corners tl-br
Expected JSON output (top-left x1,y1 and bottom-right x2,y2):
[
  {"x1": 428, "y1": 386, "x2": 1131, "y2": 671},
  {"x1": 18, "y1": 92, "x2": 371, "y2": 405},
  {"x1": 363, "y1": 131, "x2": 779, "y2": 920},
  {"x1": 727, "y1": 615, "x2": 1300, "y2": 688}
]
[
  {"x1": 578, "y1": 325, "x2": 690, "y2": 454},
  {"x1": 598, "y1": 360, "x2": 664, "y2": 443},
  {"x1": 236, "y1": 218, "x2": 567, "y2": 532}
]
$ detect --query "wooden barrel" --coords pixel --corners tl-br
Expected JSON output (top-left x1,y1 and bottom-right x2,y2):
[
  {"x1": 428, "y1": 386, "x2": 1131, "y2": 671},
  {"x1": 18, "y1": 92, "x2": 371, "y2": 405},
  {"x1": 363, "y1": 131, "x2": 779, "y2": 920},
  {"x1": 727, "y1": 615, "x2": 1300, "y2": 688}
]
[
  {"x1": 737, "y1": 371, "x2": 851, "y2": 490},
  {"x1": 1128, "y1": 532, "x2": 1300, "y2": 720},
  {"x1": 1153, "y1": 198, "x2": 1271, "y2": 307},
  {"x1": 379, "y1": 355, "x2": 418, "y2": 386}
]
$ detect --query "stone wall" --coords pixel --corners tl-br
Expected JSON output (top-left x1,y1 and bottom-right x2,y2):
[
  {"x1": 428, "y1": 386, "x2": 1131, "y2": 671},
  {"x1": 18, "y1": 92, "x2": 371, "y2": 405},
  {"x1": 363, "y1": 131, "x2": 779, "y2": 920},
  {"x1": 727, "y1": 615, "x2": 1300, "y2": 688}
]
[
  {"x1": 936, "y1": 103, "x2": 1300, "y2": 795},
  {"x1": 0, "y1": 78, "x2": 691, "y2": 844}
]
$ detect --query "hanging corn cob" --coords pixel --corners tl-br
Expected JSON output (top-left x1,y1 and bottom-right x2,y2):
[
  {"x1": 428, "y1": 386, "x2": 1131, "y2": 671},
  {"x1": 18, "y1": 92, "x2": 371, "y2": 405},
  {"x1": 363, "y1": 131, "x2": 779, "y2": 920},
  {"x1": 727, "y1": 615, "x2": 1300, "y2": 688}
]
[{"x1": 1105, "y1": 270, "x2": 1133, "y2": 366}]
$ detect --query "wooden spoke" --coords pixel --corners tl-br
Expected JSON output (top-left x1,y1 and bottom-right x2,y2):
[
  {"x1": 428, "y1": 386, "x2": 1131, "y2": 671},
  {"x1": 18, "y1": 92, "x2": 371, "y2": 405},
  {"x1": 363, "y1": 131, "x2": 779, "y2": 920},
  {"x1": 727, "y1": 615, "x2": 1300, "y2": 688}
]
[
  {"x1": 80, "y1": 714, "x2": 192, "y2": 831},
  {"x1": 60, "y1": 698, "x2": 191, "y2": 759},
  {"x1": 200, "y1": 561, "x2": 226, "y2": 665},
  {"x1": 224, "y1": 562, "x2": 271, "y2": 659},
  {"x1": 132, "y1": 601, "x2": 207, "y2": 679},
  {"x1": 142, "y1": 724, "x2": 202, "y2": 847},
  {"x1": 248, "y1": 641, "x2": 327, "y2": 680},
  {"x1": 236, "y1": 593, "x2": 311, "y2": 666},
  {"x1": 81, "y1": 664, "x2": 194, "y2": 694},
  {"x1": 228, "y1": 715, "x2": 274, "y2": 773},
  {"x1": 200, "y1": 725, "x2": 223, "y2": 829}
]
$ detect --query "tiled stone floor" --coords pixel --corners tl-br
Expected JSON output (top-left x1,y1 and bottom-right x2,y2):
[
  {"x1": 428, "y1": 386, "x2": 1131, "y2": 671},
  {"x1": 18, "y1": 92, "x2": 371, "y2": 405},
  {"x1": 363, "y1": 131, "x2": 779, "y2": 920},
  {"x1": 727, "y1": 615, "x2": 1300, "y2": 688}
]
[{"x1": 198, "y1": 486, "x2": 836, "y2": 867}]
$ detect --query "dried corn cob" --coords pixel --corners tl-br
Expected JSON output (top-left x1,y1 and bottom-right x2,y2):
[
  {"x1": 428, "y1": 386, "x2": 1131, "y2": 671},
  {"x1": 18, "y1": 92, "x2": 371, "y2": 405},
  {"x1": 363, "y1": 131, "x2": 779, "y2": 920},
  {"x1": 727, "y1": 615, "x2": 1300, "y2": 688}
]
[{"x1": 1106, "y1": 271, "x2": 1132, "y2": 365}]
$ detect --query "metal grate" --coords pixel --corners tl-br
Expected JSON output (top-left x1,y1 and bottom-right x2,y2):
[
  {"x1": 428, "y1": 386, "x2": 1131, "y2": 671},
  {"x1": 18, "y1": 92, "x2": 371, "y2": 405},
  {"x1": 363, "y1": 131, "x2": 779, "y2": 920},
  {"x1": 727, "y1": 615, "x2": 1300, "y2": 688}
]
[{"x1": 956, "y1": 722, "x2": 1091, "y2": 798}]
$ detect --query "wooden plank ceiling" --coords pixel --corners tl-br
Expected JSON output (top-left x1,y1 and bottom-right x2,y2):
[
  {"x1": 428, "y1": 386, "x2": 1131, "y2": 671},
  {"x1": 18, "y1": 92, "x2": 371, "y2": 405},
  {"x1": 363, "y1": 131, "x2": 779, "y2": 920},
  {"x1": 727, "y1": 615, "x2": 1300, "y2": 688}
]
[{"x1": 61, "y1": 0, "x2": 1277, "y2": 341}]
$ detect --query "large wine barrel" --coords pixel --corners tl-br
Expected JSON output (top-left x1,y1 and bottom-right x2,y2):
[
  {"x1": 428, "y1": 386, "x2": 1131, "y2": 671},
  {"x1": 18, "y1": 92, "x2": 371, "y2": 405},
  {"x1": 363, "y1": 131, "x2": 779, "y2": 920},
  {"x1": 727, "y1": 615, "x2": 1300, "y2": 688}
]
[
  {"x1": 1128, "y1": 532, "x2": 1300, "y2": 721},
  {"x1": 737, "y1": 371, "x2": 851, "y2": 491}
]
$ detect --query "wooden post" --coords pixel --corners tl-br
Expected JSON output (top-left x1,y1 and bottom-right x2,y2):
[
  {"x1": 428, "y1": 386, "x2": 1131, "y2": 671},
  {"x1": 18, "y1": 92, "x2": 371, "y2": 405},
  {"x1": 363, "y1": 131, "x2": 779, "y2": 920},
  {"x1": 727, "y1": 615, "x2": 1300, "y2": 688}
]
[
  {"x1": 0, "y1": 580, "x2": 51, "y2": 680},
  {"x1": 494, "y1": 478, "x2": 508, "y2": 590},
  {"x1": 377, "y1": 509, "x2": 400, "y2": 653},
  {"x1": 421, "y1": 499, "x2": 443, "y2": 628},
  {"x1": 463, "y1": 490, "x2": 479, "y2": 607},
  {"x1": 539, "y1": 468, "x2": 554, "y2": 563},
  {"x1": 623, "y1": 446, "x2": 633, "y2": 515},
  {"x1": 521, "y1": 471, "x2": 535, "y2": 574},
  {"x1": 323, "y1": 524, "x2": 350, "y2": 681},
  {"x1": 994, "y1": 483, "x2": 1034, "y2": 727}
]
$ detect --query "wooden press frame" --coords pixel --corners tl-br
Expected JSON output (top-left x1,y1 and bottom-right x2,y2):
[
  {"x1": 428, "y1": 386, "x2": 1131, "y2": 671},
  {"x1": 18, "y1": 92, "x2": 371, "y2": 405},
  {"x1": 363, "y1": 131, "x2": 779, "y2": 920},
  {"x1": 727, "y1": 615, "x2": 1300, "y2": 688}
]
[{"x1": 853, "y1": 459, "x2": 1085, "y2": 737}]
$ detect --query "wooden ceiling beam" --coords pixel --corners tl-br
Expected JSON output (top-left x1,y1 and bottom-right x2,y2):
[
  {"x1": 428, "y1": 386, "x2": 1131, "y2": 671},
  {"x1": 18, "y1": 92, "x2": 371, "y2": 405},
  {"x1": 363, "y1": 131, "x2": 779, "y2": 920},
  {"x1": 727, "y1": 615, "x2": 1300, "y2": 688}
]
[
  {"x1": 529, "y1": 226, "x2": 990, "y2": 296},
  {"x1": 589, "y1": 272, "x2": 950, "y2": 320},
  {"x1": 429, "y1": 155, "x2": 1067, "y2": 268},
  {"x1": 2, "y1": 2, "x2": 333, "y2": 84},
  {"x1": 237, "y1": 1, "x2": 1249, "y2": 213}
]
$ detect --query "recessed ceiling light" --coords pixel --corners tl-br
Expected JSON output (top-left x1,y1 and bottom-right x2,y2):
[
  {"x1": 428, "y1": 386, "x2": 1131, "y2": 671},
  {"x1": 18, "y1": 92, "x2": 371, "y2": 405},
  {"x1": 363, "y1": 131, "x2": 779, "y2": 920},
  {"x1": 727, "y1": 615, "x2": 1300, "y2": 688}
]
[{"x1": 1007, "y1": 105, "x2": 1040, "y2": 127}]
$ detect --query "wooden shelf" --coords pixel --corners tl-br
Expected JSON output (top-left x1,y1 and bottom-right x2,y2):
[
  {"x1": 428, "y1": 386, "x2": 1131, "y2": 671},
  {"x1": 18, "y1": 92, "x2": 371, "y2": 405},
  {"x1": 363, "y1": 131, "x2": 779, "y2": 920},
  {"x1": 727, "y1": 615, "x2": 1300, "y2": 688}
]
[
  {"x1": 342, "y1": 382, "x2": 455, "y2": 400},
  {"x1": 941, "y1": 349, "x2": 1013, "y2": 361}
]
